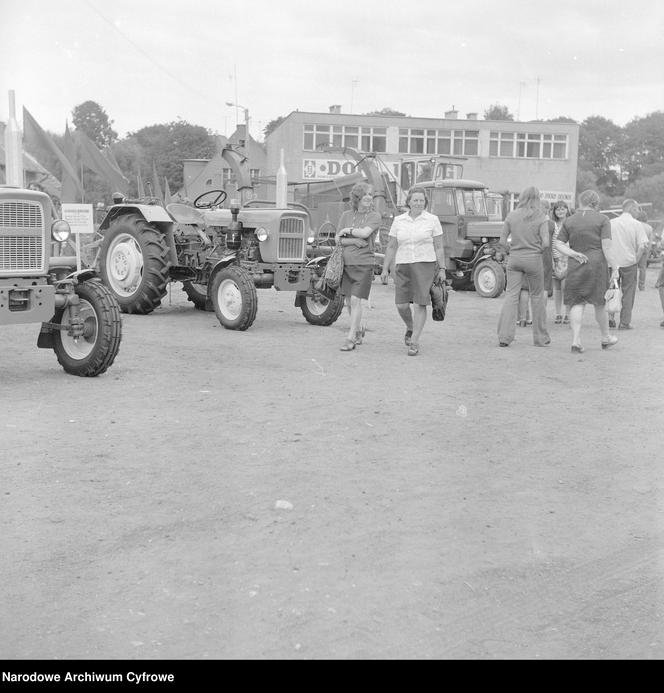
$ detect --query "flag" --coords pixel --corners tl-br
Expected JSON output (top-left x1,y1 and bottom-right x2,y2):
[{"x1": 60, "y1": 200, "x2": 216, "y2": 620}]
[
  {"x1": 164, "y1": 176, "x2": 172, "y2": 205},
  {"x1": 22, "y1": 107, "x2": 84, "y2": 199},
  {"x1": 74, "y1": 129, "x2": 128, "y2": 194},
  {"x1": 137, "y1": 172, "x2": 145, "y2": 199},
  {"x1": 60, "y1": 122, "x2": 80, "y2": 203},
  {"x1": 151, "y1": 161, "x2": 163, "y2": 202},
  {"x1": 102, "y1": 145, "x2": 122, "y2": 174}
]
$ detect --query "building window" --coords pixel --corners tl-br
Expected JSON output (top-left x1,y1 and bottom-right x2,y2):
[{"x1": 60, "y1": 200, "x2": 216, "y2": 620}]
[
  {"x1": 399, "y1": 128, "x2": 478, "y2": 156},
  {"x1": 490, "y1": 131, "x2": 567, "y2": 159},
  {"x1": 222, "y1": 168, "x2": 234, "y2": 186},
  {"x1": 304, "y1": 124, "x2": 385, "y2": 152},
  {"x1": 360, "y1": 127, "x2": 386, "y2": 153}
]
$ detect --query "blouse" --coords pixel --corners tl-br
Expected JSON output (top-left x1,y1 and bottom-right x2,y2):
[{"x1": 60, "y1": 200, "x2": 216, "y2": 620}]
[{"x1": 388, "y1": 210, "x2": 443, "y2": 264}]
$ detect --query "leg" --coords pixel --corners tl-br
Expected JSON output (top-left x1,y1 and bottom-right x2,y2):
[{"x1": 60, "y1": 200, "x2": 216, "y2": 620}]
[
  {"x1": 347, "y1": 294, "x2": 363, "y2": 342},
  {"x1": 518, "y1": 288, "x2": 529, "y2": 324},
  {"x1": 637, "y1": 253, "x2": 647, "y2": 290},
  {"x1": 396, "y1": 302, "x2": 413, "y2": 331},
  {"x1": 569, "y1": 303, "x2": 584, "y2": 347},
  {"x1": 524, "y1": 256, "x2": 549, "y2": 345},
  {"x1": 594, "y1": 304, "x2": 610, "y2": 340},
  {"x1": 497, "y1": 266, "x2": 524, "y2": 345},
  {"x1": 619, "y1": 264, "x2": 638, "y2": 327},
  {"x1": 410, "y1": 304, "x2": 427, "y2": 347}
]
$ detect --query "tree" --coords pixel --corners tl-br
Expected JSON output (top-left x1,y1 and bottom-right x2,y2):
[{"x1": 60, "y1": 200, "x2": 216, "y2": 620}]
[
  {"x1": 263, "y1": 116, "x2": 286, "y2": 140},
  {"x1": 546, "y1": 116, "x2": 578, "y2": 124},
  {"x1": 113, "y1": 120, "x2": 216, "y2": 195},
  {"x1": 577, "y1": 116, "x2": 625, "y2": 197},
  {"x1": 364, "y1": 107, "x2": 406, "y2": 116},
  {"x1": 624, "y1": 172, "x2": 664, "y2": 217},
  {"x1": 483, "y1": 104, "x2": 514, "y2": 121},
  {"x1": 72, "y1": 100, "x2": 118, "y2": 148},
  {"x1": 622, "y1": 111, "x2": 664, "y2": 183}
]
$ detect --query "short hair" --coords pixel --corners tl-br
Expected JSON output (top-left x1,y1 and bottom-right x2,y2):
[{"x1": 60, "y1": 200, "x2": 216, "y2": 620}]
[
  {"x1": 349, "y1": 181, "x2": 373, "y2": 211},
  {"x1": 578, "y1": 189, "x2": 600, "y2": 209},
  {"x1": 636, "y1": 209, "x2": 648, "y2": 222},
  {"x1": 405, "y1": 187, "x2": 429, "y2": 209},
  {"x1": 622, "y1": 198, "x2": 640, "y2": 216}
]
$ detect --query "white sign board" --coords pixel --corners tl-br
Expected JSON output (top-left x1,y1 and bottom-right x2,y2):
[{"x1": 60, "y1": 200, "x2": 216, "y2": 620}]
[
  {"x1": 540, "y1": 190, "x2": 575, "y2": 206},
  {"x1": 302, "y1": 159, "x2": 358, "y2": 179},
  {"x1": 61, "y1": 203, "x2": 95, "y2": 235}
]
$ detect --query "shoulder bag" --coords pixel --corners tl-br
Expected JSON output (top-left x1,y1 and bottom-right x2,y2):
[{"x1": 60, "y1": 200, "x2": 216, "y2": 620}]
[
  {"x1": 604, "y1": 277, "x2": 622, "y2": 313},
  {"x1": 323, "y1": 243, "x2": 344, "y2": 290}
]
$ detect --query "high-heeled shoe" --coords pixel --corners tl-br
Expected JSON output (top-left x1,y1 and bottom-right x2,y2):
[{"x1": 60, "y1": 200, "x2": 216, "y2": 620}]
[
  {"x1": 340, "y1": 339, "x2": 356, "y2": 351},
  {"x1": 570, "y1": 344, "x2": 584, "y2": 353},
  {"x1": 407, "y1": 343, "x2": 419, "y2": 356},
  {"x1": 601, "y1": 335, "x2": 618, "y2": 349},
  {"x1": 554, "y1": 314, "x2": 563, "y2": 324}
]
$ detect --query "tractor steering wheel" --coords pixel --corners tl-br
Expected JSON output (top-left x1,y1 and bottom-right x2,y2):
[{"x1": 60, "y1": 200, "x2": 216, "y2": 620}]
[{"x1": 194, "y1": 189, "x2": 228, "y2": 209}]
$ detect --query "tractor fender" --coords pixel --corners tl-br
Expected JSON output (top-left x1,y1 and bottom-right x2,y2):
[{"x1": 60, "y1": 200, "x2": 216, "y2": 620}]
[
  {"x1": 305, "y1": 255, "x2": 330, "y2": 269},
  {"x1": 66, "y1": 268, "x2": 98, "y2": 283},
  {"x1": 99, "y1": 204, "x2": 174, "y2": 230},
  {"x1": 209, "y1": 254, "x2": 239, "y2": 277}
]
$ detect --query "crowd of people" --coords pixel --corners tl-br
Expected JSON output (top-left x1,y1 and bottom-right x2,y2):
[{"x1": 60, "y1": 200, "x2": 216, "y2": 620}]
[{"x1": 332, "y1": 182, "x2": 661, "y2": 356}]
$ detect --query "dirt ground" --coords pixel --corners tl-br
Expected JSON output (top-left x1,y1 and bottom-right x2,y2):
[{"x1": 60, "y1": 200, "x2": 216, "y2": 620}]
[{"x1": 2, "y1": 266, "x2": 664, "y2": 661}]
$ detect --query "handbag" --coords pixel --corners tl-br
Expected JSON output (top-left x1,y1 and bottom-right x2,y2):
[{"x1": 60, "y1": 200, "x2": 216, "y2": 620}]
[
  {"x1": 553, "y1": 254, "x2": 568, "y2": 280},
  {"x1": 604, "y1": 277, "x2": 622, "y2": 313},
  {"x1": 323, "y1": 243, "x2": 344, "y2": 290},
  {"x1": 430, "y1": 275, "x2": 449, "y2": 321}
]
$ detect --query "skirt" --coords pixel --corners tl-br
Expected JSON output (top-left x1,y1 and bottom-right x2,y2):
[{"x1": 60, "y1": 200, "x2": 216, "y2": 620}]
[
  {"x1": 340, "y1": 264, "x2": 373, "y2": 300},
  {"x1": 394, "y1": 262, "x2": 436, "y2": 305}
]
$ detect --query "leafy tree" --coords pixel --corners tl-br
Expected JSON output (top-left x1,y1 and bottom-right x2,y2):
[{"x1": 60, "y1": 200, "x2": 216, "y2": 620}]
[
  {"x1": 72, "y1": 100, "x2": 118, "y2": 148},
  {"x1": 483, "y1": 104, "x2": 514, "y2": 121},
  {"x1": 577, "y1": 116, "x2": 625, "y2": 196},
  {"x1": 546, "y1": 116, "x2": 578, "y2": 123},
  {"x1": 364, "y1": 107, "x2": 406, "y2": 116},
  {"x1": 113, "y1": 120, "x2": 216, "y2": 195},
  {"x1": 263, "y1": 115, "x2": 287, "y2": 140},
  {"x1": 624, "y1": 172, "x2": 664, "y2": 217},
  {"x1": 622, "y1": 111, "x2": 664, "y2": 183}
]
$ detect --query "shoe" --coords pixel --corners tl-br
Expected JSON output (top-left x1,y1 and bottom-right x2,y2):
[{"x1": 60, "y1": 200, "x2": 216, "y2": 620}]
[
  {"x1": 340, "y1": 339, "x2": 356, "y2": 351},
  {"x1": 554, "y1": 314, "x2": 562, "y2": 324},
  {"x1": 571, "y1": 344, "x2": 584, "y2": 353},
  {"x1": 407, "y1": 343, "x2": 419, "y2": 356},
  {"x1": 526, "y1": 320, "x2": 533, "y2": 326},
  {"x1": 601, "y1": 335, "x2": 618, "y2": 349},
  {"x1": 535, "y1": 339, "x2": 551, "y2": 347},
  {"x1": 608, "y1": 318, "x2": 616, "y2": 328},
  {"x1": 618, "y1": 324, "x2": 633, "y2": 330},
  {"x1": 499, "y1": 342, "x2": 510, "y2": 347},
  {"x1": 518, "y1": 319, "x2": 527, "y2": 327},
  {"x1": 404, "y1": 329, "x2": 413, "y2": 346},
  {"x1": 563, "y1": 315, "x2": 570, "y2": 325},
  {"x1": 354, "y1": 330, "x2": 363, "y2": 345}
]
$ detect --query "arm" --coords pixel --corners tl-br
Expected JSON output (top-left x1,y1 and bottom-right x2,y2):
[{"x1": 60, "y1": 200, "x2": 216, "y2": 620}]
[
  {"x1": 433, "y1": 234, "x2": 447, "y2": 281},
  {"x1": 380, "y1": 236, "x2": 398, "y2": 283},
  {"x1": 336, "y1": 226, "x2": 368, "y2": 248},
  {"x1": 498, "y1": 218, "x2": 511, "y2": 252},
  {"x1": 539, "y1": 221, "x2": 550, "y2": 250}
]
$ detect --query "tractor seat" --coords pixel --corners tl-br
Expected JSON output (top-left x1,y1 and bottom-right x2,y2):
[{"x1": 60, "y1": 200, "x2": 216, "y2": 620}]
[{"x1": 166, "y1": 203, "x2": 204, "y2": 225}]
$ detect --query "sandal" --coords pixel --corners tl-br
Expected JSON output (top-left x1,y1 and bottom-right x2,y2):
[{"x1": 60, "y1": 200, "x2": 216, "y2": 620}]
[
  {"x1": 354, "y1": 330, "x2": 363, "y2": 345},
  {"x1": 554, "y1": 314, "x2": 563, "y2": 324},
  {"x1": 562, "y1": 315, "x2": 570, "y2": 325},
  {"x1": 601, "y1": 335, "x2": 618, "y2": 349},
  {"x1": 340, "y1": 339, "x2": 356, "y2": 351},
  {"x1": 571, "y1": 344, "x2": 584, "y2": 353},
  {"x1": 404, "y1": 329, "x2": 413, "y2": 346},
  {"x1": 407, "y1": 343, "x2": 419, "y2": 356}
]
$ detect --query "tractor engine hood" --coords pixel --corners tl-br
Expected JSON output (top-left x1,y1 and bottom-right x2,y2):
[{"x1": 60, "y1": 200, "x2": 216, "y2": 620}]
[
  {"x1": 202, "y1": 207, "x2": 308, "y2": 227},
  {"x1": 465, "y1": 220, "x2": 504, "y2": 240}
]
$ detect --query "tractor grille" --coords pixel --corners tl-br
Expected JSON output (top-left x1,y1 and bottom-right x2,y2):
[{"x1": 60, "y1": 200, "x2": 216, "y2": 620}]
[
  {"x1": 0, "y1": 201, "x2": 46, "y2": 273},
  {"x1": 277, "y1": 216, "x2": 305, "y2": 261}
]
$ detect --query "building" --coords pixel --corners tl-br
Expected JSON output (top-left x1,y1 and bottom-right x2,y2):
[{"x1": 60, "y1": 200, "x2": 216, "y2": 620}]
[
  {"x1": 265, "y1": 107, "x2": 579, "y2": 214},
  {"x1": 180, "y1": 125, "x2": 268, "y2": 203}
]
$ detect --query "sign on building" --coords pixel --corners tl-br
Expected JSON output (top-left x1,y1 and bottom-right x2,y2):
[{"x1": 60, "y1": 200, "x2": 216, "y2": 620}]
[
  {"x1": 540, "y1": 190, "x2": 575, "y2": 206},
  {"x1": 303, "y1": 159, "x2": 358, "y2": 179}
]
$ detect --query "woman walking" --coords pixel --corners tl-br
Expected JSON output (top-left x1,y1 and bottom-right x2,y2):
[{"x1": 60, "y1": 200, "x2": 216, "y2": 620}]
[
  {"x1": 496, "y1": 186, "x2": 551, "y2": 347},
  {"x1": 551, "y1": 200, "x2": 571, "y2": 324},
  {"x1": 335, "y1": 182, "x2": 381, "y2": 351},
  {"x1": 554, "y1": 189, "x2": 618, "y2": 353},
  {"x1": 380, "y1": 187, "x2": 446, "y2": 356}
]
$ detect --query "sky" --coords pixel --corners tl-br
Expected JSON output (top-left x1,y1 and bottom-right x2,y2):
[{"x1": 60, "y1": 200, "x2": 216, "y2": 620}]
[{"x1": 1, "y1": 0, "x2": 663, "y2": 140}]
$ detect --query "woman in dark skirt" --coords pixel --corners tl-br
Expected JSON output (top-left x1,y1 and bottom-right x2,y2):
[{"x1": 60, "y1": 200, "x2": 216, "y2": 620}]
[{"x1": 555, "y1": 189, "x2": 620, "y2": 353}]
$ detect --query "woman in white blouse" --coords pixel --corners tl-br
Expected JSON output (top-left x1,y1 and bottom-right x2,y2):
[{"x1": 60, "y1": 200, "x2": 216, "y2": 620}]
[{"x1": 380, "y1": 188, "x2": 447, "y2": 356}]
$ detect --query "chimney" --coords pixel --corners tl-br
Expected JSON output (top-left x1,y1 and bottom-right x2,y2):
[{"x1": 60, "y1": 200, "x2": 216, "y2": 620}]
[
  {"x1": 329, "y1": 105, "x2": 341, "y2": 114},
  {"x1": 444, "y1": 107, "x2": 458, "y2": 119},
  {"x1": 466, "y1": 112, "x2": 478, "y2": 120}
]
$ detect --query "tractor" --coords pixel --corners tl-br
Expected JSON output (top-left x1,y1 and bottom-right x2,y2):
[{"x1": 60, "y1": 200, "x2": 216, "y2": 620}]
[
  {"x1": 93, "y1": 146, "x2": 343, "y2": 331},
  {"x1": 0, "y1": 185, "x2": 122, "y2": 376}
]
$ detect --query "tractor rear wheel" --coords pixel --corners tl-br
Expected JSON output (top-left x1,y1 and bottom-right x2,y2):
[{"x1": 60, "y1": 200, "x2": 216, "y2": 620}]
[
  {"x1": 300, "y1": 289, "x2": 344, "y2": 326},
  {"x1": 182, "y1": 280, "x2": 213, "y2": 311},
  {"x1": 472, "y1": 260, "x2": 506, "y2": 298},
  {"x1": 52, "y1": 280, "x2": 122, "y2": 377},
  {"x1": 99, "y1": 214, "x2": 170, "y2": 314},
  {"x1": 210, "y1": 265, "x2": 258, "y2": 330}
]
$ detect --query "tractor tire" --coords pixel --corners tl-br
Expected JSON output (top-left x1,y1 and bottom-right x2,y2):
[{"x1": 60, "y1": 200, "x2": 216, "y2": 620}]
[
  {"x1": 182, "y1": 280, "x2": 213, "y2": 311},
  {"x1": 210, "y1": 265, "x2": 258, "y2": 330},
  {"x1": 52, "y1": 280, "x2": 122, "y2": 377},
  {"x1": 300, "y1": 289, "x2": 344, "y2": 326},
  {"x1": 472, "y1": 260, "x2": 506, "y2": 298},
  {"x1": 99, "y1": 214, "x2": 170, "y2": 314}
]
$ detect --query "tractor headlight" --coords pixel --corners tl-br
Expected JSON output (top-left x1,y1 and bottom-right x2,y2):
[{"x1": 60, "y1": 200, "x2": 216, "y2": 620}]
[
  {"x1": 51, "y1": 219, "x2": 71, "y2": 242},
  {"x1": 255, "y1": 227, "x2": 269, "y2": 242},
  {"x1": 307, "y1": 233, "x2": 315, "y2": 244}
]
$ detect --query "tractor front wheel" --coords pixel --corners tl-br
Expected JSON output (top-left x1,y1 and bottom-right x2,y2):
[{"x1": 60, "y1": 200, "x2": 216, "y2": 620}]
[
  {"x1": 300, "y1": 289, "x2": 344, "y2": 326},
  {"x1": 210, "y1": 265, "x2": 258, "y2": 330},
  {"x1": 99, "y1": 214, "x2": 170, "y2": 314},
  {"x1": 52, "y1": 280, "x2": 122, "y2": 377},
  {"x1": 472, "y1": 260, "x2": 506, "y2": 298}
]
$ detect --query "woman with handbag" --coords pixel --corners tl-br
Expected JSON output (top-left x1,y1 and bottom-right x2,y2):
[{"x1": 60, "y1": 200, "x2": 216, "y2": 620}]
[
  {"x1": 379, "y1": 187, "x2": 446, "y2": 356},
  {"x1": 554, "y1": 189, "x2": 619, "y2": 353},
  {"x1": 335, "y1": 182, "x2": 381, "y2": 351},
  {"x1": 551, "y1": 200, "x2": 571, "y2": 325}
]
